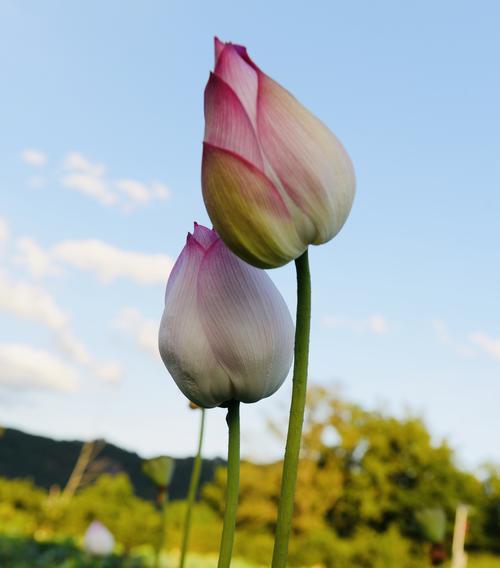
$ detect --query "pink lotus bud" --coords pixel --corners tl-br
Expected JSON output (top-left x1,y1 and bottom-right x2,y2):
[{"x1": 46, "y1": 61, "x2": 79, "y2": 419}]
[
  {"x1": 158, "y1": 223, "x2": 294, "y2": 408},
  {"x1": 202, "y1": 38, "x2": 356, "y2": 268},
  {"x1": 83, "y1": 521, "x2": 115, "y2": 556}
]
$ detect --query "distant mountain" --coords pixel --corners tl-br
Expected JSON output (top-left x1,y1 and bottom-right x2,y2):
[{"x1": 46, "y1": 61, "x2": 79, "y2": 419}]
[{"x1": 0, "y1": 427, "x2": 224, "y2": 501}]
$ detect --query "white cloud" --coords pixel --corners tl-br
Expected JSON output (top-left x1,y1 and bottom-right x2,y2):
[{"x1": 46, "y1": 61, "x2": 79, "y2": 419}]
[
  {"x1": 57, "y1": 329, "x2": 122, "y2": 383},
  {"x1": 63, "y1": 152, "x2": 106, "y2": 177},
  {"x1": 52, "y1": 239, "x2": 173, "y2": 284},
  {"x1": 60, "y1": 152, "x2": 170, "y2": 211},
  {"x1": 115, "y1": 179, "x2": 152, "y2": 204},
  {"x1": 67, "y1": 341, "x2": 122, "y2": 383},
  {"x1": 58, "y1": 330, "x2": 92, "y2": 365},
  {"x1": 19, "y1": 150, "x2": 170, "y2": 210},
  {"x1": 0, "y1": 343, "x2": 79, "y2": 392},
  {"x1": 469, "y1": 332, "x2": 500, "y2": 362},
  {"x1": 0, "y1": 271, "x2": 68, "y2": 330},
  {"x1": 432, "y1": 319, "x2": 475, "y2": 358},
  {"x1": 93, "y1": 363, "x2": 123, "y2": 382},
  {"x1": 115, "y1": 179, "x2": 170, "y2": 209},
  {"x1": 15, "y1": 237, "x2": 59, "y2": 278},
  {"x1": 61, "y1": 173, "x2": 117, "y2": 206},
  {"x1": 321, "y1": 313, "x2": 390, "y2": 335},
  {"x1": 369, "y1": 315, "x2": 390, "y2": 334},
  {"x1": 13, "y1": 234, "x2": 173, "y2": 286},
  {"x1": 151, "y1": 183, "x2": 169, "y2": 199},
  {"x1": 115, "y1": 308, "x2": 159, "y2": 357},
  {"x1": 21, "y1": 149, "x2": 47, "y2": 167},
  {"x1": 0, "y1": 271, "x2": 122, "y2": 382},
  {"x1": 59, "y1": 331, "x2": 123, "y2": 383},
  {"x1": 61, "y1": 152, "x2": 114, "y2": 205}
]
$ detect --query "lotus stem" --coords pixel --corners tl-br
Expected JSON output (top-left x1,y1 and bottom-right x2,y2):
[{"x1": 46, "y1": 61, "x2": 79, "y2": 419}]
[
  {"x1": 271, "y1": 250, "x2": 311, "y2": 567},
  {"x1": 217, "y1": 400, "x2": 240, "y2": 568},
  {"x1": 179, "y1": 408, "x2": 206, "y2": 568},
  {"x1": 154, "y1": 486, "x2": 168, "y2": 568}
]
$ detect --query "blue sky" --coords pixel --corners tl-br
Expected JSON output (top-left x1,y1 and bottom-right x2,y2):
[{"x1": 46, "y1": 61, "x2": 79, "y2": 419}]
[{"x1": 0, "y1": 0, "x2": 499, "y2": 469}]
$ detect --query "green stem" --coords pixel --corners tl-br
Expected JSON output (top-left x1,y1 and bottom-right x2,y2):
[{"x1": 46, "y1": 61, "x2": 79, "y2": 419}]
[
  {"x1": 217, "y1": 401, "x2": 241, "y2": 568},
  {"x1": 154, "y1": 487, "x2": 168, "y2": 568},
  {"x1": 271, "y1": 250, "x2": 311, "y2": 568},
  {"x1": 179, "y1": 408, "x2": 206, "y2": 568}
]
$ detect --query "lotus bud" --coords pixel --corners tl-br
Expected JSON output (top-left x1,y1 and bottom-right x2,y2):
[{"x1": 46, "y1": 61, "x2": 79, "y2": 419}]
[
  {"x1": 83, "y1": 521, "x2": 114, "y2": 556},
  {"x1": 415, "y1": 508, "x2": 447, "y2": 543},
  {"x1": 158, "y1": 223, "x2": 294, "y2": 408},
  {"x1": 142, "y1": 456, "x2": 175, "y2": 488},
  {"x1": 202, "y1": 38, "x2": 356, "y2": 268}
]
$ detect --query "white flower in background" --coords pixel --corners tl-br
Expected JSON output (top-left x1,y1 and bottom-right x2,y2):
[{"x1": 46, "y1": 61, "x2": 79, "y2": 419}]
[{"x1": 83, "y1": 521, "x2": 115, "y2": 556}]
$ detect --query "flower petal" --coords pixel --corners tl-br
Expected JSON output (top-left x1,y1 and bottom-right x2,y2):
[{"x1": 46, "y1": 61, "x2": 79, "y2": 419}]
[
  {"x1": 204, "y1": 72, "x2": 263, "y2": 170},
  {"x1": 197, "y1": 240, "x2": 294, "y2": 404},
  {"x1": 202, "y1": 143, "x2": 306, "y2": 268},
  {"x1": 84, "y1": 522, "x2": 114, "y2": 556},
  {"x1": 256, "y1": 73, "x2": 356, "y2": 244},
  {"x1": 214, "y1": 37, "x2": 225, "y2": 62},
  {"x1": 214, "y1": 44, "x2": 258, "y2": 127},
  {"x1": 192, "y1": 222, "x2": 218, "y2": 250},
  {"x1": 159, "y1": 236, "x2": 233, "y2": 408}
]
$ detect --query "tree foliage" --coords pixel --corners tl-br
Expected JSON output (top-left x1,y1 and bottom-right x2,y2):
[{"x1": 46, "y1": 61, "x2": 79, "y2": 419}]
[
  {"x1": 202, "y1": 386, "x2": 499, "y2": 564},
  {"x1": 2, "y1": 387, "x2": 500, "y2": 566}
]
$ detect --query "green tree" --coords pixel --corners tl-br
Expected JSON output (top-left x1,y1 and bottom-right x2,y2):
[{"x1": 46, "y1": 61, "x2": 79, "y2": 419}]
[
  {"x1": 0, "y1": 477, "x2": 45, "y2": 537},
  {"x1": 203, "y1": 386, "x2": 484, "y2": 548},
  {"x1": 478, "y1": 466, "x2": 500, "y2": 552},
  {"x1": 301, "y1": 387, "x2": 482, "y2": 541},
  {"x1": 66, "y1": 473, "x2": 161, "y2": 552}
]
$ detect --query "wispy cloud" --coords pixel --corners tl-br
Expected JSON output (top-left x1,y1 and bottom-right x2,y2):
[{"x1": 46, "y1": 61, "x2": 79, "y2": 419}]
[
  {"x1": 115, "y1": 307, "x2": 159, "y2": 357},
  {"x1": 21, "y1": 148, "x2": 47, "y2": 167},
  {"x1": 14, "y1": 235, "x2": 173, "y2": 285},
  {"x1": 431, "y1": 319, "x2": 500, "y2": 362},
  {"x1": 2, "y1": 219, "x2": 167, "y2": 382},
  {"x1": 56, "y1": 329, "x2": 122, "y2": 382},
  {"x1": 63, "y1": 152, "x2": 105, "y2": 176},
  {"x1": 62, "y1": 172, "x2": 117, "y2": 206},
  {"x1": 0, "y1": 271, "x2": 67, "y2": 330},
  {"x1": 469, "y1": 332, "x2": 500, "y2": 362},
  {"x1": 52, "y1": 239, "x2": 173, "y2": 284},
  {"x1": 321, "y1": 313, "x2": 391, "y2": 335},
  {"x1": 0, "y1": 343, "x2": 79, "y2": 392},
  {"x1": 115, "y1": 179, "x2": 170, "y2": 209},
  {"x1": 60, "y1": 152, "x2": 170, "y2": 211},
  {"x1": 0, "y1": 271, "x2": 122, "y2": 382},
  {"x1": 20, "y1": 150, "x2": 170, "y2": 211},
  {"x1": 369, "y1": 315, "x2": 390, "y2": 334},
  {"x1": 15, "y1": 238, "x2": 60, "y2": 278},
  {"x1": 431, "y1": 319, "x2": 474, "y2": 357}
]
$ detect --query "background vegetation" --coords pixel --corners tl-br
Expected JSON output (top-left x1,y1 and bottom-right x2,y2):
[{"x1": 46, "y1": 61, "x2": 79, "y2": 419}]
[{"x1": 2, "y1": 386, "x2": 500, "y2": 567}]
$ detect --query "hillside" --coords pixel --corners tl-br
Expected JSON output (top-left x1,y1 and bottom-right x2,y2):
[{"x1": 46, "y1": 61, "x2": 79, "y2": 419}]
[{"x1": 0, "y1": 427, "x2": 223, "y2": 501}]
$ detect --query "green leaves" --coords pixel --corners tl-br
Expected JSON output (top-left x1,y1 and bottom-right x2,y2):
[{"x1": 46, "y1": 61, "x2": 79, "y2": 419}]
[{"x1": 0, "y1": 535, "x2": 145, "y2": 568}]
